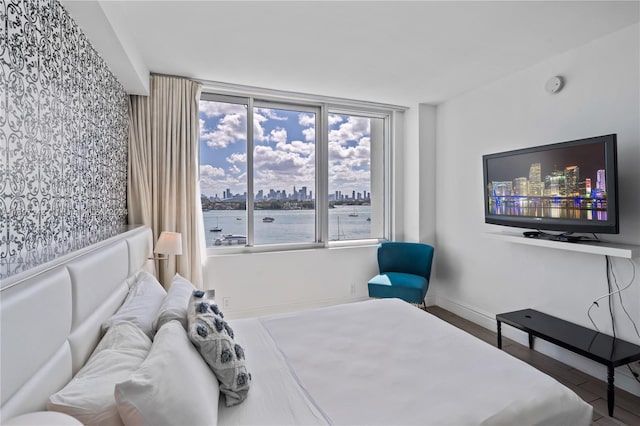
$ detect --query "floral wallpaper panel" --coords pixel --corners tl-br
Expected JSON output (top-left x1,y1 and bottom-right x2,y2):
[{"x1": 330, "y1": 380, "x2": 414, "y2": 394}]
[{"x1": 1, "y1": 0, "x2": 129, "y2": 279}]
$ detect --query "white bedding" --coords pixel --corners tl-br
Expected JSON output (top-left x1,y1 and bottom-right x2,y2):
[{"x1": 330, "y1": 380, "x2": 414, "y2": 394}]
[{"x1": 221, "y1": 298, "x2": 592, "y2": 426}]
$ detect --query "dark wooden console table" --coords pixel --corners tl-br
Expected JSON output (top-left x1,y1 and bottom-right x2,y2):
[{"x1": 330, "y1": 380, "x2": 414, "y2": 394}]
[{"x1": 496, "y1": 309, "x2": 640, "y2": 417}]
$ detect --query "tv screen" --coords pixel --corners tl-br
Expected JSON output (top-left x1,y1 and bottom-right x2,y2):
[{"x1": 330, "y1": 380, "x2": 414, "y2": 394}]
[{"x1": 483, "y1": 134, "x2": 618, "y2": 235}]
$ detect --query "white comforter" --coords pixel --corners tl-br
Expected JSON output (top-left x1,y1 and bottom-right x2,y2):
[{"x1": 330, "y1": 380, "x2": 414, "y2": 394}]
[{"x1": 219, "y1": 299, "x2": 592, "y2": 425}]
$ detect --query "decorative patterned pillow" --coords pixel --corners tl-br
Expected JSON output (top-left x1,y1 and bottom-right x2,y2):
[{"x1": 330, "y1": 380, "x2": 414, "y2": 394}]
[{"x1": 187, "y1": 290, "x2": 251, "y2": 406}]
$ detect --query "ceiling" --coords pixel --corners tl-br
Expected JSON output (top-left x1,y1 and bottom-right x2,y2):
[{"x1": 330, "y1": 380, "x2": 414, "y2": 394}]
[{"x1": 63, "y1": 1, "x2": 640, "y2": 105}]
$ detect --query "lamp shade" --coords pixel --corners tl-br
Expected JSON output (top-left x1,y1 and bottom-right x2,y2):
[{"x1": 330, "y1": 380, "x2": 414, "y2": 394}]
[{"x1": 154, "y1": 232, "x2": 183, "y2": 256}]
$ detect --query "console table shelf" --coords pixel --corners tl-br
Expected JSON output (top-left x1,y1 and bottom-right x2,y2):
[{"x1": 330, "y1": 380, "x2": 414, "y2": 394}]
[
  {"x1": 484, "y1": 232, "x2": 639, "y2": 259},
  {"x1": 497, "y1": 309, "x2": 640, "y2": 417}
]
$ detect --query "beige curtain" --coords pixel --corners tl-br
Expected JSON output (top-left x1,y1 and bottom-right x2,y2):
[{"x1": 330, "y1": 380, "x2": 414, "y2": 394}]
[{"x1": 128, "y1": 75, "x2": 205, "y2": 288}]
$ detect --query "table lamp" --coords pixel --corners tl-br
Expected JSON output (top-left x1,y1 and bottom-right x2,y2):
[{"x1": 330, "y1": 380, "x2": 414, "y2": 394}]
[{"x1": 151, "y1": 231, "x2": 183, "y2": 260}]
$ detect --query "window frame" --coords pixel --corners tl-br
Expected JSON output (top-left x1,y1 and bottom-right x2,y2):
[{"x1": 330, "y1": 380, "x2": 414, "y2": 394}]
[{"x1": 199, "y1": 87, "x2": 398, "y2": 255}]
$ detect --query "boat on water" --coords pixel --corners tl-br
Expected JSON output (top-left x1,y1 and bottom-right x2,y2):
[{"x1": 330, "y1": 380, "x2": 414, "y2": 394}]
[
  {"x1": 210, "y1": 217, "x2": 222, "y2": 232},
  {"x1": 332, "y1": 216, "x2": 346, "y2": 241},
  {"x1": 214, "y1": 234, "x2": 247, "y2": 246},
  {"x1": 262, "y1": 217, "x2": 275, "y2": 222},
  {"x1": 366, "y1": 217, "x2": 371, "y2": 221}
]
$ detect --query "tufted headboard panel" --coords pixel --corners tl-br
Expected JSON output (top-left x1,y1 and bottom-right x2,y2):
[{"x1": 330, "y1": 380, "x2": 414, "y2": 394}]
[{"x1": 0, "y1": 226, "x2": 154, "y2": 422}]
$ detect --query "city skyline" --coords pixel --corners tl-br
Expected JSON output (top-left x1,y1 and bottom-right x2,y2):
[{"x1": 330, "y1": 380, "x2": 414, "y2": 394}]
[
  {"x1": 489, "y1": 162, "x2": 606, "y2": 199},
  {"x1": 485, "y1": 141, "x2": 606, "y2": 187},
  {"x1": 203, "y1": 186, "x2": 371, "y2": 202}
]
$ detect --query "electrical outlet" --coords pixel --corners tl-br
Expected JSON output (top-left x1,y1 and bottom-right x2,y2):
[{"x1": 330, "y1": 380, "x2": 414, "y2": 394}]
[
  {"x1": 223, "y1": 297, "x2": 231, "y2": 309},
  {"x1": 349, "y1": 283, "x2": 356, "y2": 295}
]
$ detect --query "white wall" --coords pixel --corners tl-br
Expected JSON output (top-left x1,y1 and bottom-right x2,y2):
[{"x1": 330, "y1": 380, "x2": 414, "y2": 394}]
[
  {"x1": 402, "y1": 107, "x2": 421, "y2": 242},
  {"x1": 204, "y1": 245, "x2": 378, "y2": 319},
  {"x1": 419, "y1": 104, "x2": 437, "y2": 245},
  {"x1": 433, "y1": 24, "x2": 640, "y2": 395}
]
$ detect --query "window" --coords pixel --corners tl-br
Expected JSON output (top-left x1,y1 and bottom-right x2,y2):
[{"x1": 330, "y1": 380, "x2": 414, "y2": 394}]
[
  {"x1": 327, "y1": 112, "x2": 386, "y2": 241},
  {"x1": 199, "y1": 90, "x2": 393, "y2": 251}
]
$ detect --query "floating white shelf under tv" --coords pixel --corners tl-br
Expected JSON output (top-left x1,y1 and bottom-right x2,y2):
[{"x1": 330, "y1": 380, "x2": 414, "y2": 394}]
[{"x1": 484, "y1": 231, "x2": 640, "y2": 259}]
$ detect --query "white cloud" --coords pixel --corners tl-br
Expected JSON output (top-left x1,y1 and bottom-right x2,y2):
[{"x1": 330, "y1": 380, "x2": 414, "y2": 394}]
[
  {"x1": 298, "y1": 113, "x2": 315, "y2": 127},
  {"x1": 200, "y1": 164, "x2": 225, "y2": 177},
  {"x1": 200, "y1": 164, "x2": 242, "y2": 197},
  {"x1": 199, "y1": 101, "x2": 278, "y2": 148},
  {"x1": 226, "y1": 152, "x2": 247, "y2": 165},
  {"x1": 302, "y1": 127, "x2": 315, "y2": 142},
  {"x1": 269, "y1": 127, "x2": 288, "y2": 144},
  {"x1": 256, "y1": 108, "x2": 288, "y2": 121},
  {"x1": 329, "y1": 136, "x2": 370, "y2": 164},
  {"x1": 328, "y1": 114, "x2": 343, "y2": 126},
  {"x1": 199, "y1": 107, "x2": 373, "y2": 196},
  {"x1": 329, "y1": 116, "x2": 370, "y2": 144},
  {"x1": 276, "y1": 140, "x2": 314, "y2": 156},
  {"x1": 199, "y1": 101, "x2": 245, "y2": 118},
  {"x1": 252, "y1": 144, "x2": 315, "y2": 191},
  {"x1": 201, "y1": 112, "x2": 247, "y2": 149},
  {"x1": 253, "y1": 111, "x2": 269, "y2": 142}
]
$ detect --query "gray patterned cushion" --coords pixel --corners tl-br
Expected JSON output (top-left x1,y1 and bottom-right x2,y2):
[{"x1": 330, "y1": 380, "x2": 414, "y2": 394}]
[{"x1": 187, "y1": 290, "x2": 251, "y2": 406}]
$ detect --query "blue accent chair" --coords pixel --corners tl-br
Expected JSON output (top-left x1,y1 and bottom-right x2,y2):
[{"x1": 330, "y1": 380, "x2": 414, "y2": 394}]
[{"x1": 367, "y1": 242, "x2": 435, "y2": 309}]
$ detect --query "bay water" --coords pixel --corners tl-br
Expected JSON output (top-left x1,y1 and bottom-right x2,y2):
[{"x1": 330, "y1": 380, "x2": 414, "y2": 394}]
[{"x1": 203, "y1": 205, "x2": 372, "y2": 247}]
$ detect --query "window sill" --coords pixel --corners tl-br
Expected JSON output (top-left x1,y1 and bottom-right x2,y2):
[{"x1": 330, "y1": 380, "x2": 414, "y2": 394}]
[{"x1": 206, "y1": 239, "x2": 382, "y2": 256}]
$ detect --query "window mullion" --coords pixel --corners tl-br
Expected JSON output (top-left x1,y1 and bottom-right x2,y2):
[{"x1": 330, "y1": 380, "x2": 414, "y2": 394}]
[
  {"x1": 246, "y1": 97, "x2": 255, "y2": 246},
  {"x1": 317, "y1": 105, "x2": 329, "y2": 244}
]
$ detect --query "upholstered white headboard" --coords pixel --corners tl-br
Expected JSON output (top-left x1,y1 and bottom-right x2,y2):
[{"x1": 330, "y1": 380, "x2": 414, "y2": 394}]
[{"x1": 0, "y1": 226, "x2": 154, "y2": 422}]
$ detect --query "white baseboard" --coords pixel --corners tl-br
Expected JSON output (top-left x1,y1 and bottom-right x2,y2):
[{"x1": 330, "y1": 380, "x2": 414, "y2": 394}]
[
  {"x1": 434, "y1": 295, "x2": 497, "y2": 330},
  {"x1": 425, "y1": 294, "x2": 437, "y2": 307},
  {"x1": 433, "y1": 295, "x2": 640, "y2": 398}
]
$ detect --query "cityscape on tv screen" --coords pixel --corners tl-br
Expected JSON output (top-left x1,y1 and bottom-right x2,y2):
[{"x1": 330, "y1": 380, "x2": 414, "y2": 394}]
[{"x1": 486, "y1": 142, "x2": 608, "y2": 221}]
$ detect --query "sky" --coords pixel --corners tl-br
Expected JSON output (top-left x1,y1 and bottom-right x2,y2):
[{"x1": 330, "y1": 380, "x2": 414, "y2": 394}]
[{"x1": 199, "y1": 100, "x2": 372, "y2": 199}]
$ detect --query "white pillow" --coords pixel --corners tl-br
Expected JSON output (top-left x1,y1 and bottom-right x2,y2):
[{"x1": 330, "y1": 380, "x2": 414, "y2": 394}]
[
  {"x1": 47, "y1": 323, "x2": 151, "y2": 426},
  {"x1": 115, "y1": 321, "x2": 220, "y2": 426},
  {"x1": 102, "y1": 271, "x2": 167, "y2": 339},
  {"x1": 4, "y1": 411, "x2": 83, "y2": 425},
  {"x1": 152, "y1": 273, "x2": 196, "y2": 333}
]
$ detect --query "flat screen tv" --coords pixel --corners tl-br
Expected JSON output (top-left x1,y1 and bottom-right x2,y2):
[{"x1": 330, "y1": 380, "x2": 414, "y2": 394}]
[{"x1": 483, "y1": 134, "x2": 619, "y2": 236}]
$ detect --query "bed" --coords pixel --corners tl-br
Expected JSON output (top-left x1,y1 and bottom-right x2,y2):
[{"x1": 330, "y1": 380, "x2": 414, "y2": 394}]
[{"x1": 0, "y1": 226, "x2": 593, "y2": 425}]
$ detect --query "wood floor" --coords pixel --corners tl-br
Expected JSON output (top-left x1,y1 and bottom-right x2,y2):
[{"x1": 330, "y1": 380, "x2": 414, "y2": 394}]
[{"x1": 424, "y1": 306, "x2": 640, "y2": 426}]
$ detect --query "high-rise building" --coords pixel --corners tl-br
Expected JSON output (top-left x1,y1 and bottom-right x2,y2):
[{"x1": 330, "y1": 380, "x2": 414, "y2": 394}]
[
  {"x1": 544, "y1": 170, "x2": 566, "y2": 196},
  {"x1": 564, "y1": 166, "x2": 579, "y2": 196},
  {"x1": 584, "y1": 178, "x2": 591, "y2": 197},
  {"x1": 528, "y1": 163, "x2": 542, "y2": 196},
  {"x1": 596, "y1": 169, "x2": 606, "y2": 191},
  {"x1": 491, "y1": 181, "x2": 513, "y2": 196},
  {"x1": 513, "y1": 177, "x2": 528, "y2": 196},
  {"x1": 529, "y1": 163, "x2": 541, "y2": 183}
]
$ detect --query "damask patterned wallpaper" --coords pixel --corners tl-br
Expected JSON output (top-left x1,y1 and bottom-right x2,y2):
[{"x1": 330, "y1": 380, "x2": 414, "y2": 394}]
[{"x1": 0, "y1": 0, "x2": 128, "y2": 278}]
